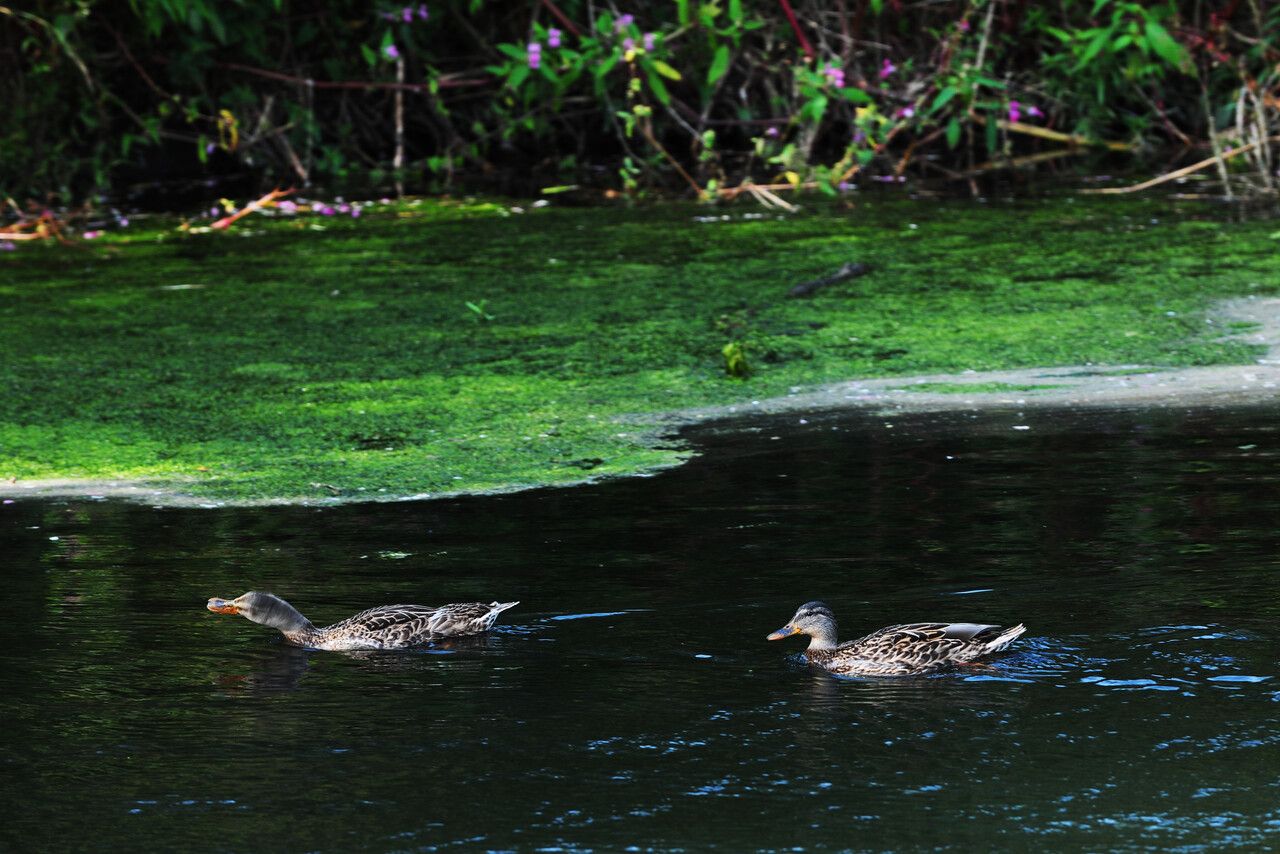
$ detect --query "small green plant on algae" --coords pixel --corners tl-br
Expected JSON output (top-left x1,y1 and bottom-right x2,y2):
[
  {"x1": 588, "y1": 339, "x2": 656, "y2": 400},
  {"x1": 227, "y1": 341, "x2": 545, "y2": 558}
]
[
  {"x1": 465, "y1": 300, "x2": 495, "y2": 321},
  {"x1": 722, "y1": 341, "x2": 750, "y2": 378}
]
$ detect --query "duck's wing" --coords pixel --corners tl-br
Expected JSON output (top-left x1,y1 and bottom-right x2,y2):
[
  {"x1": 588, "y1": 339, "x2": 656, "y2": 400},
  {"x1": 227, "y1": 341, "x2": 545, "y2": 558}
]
[
  {"x1": 320, "y1": 604, "x2": 443, "y2": 647},
  {"x1": 836, "y1": 622, "x2": 1024, "y2": 671},
  {"x1": 425, "y1": 601, "x2": 519, "y2": 637}
]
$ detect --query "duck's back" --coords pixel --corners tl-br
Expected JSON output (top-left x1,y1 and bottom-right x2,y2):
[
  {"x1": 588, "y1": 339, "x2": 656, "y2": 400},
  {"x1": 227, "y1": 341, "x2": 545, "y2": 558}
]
[{"x1": 813, "y1": 621, "x2": 1023, "y2": 675}]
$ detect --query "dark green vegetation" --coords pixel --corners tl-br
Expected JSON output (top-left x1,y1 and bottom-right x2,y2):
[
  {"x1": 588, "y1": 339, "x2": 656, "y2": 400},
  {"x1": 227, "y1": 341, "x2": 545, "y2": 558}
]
[
  {"x1": 1, "y1": 196, "x2": 1276, "y2": 502},
  {"x1": 6, "y1": 2, "x2": 1278, "y2": 199}
]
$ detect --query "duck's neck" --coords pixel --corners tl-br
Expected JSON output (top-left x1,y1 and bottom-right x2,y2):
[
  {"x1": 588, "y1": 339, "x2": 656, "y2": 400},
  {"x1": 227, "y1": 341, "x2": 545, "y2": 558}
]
[
  {"x1": 805, "y1": 618, "x2": 839, "y2": 652},
  {"x1": 247, "y1": 597, "x2": 318, "y2": 644}
]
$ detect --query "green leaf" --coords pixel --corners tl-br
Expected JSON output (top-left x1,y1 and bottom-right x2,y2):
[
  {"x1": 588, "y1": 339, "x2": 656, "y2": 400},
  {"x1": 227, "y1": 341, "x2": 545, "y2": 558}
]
[
  {"x1": 652, "y1": 60, "x2": 682, "y2": 81},
  {"x1": 508, "y1": 65, "x2": 530, "y2": 89},
  {"x1": 930, "y1": 86, "x2": 958, "y2": 114},
  {"x1": 800, "y1": 94, "x2": 828, "y2": 123},
  {"x1": 1075, "y1": 29, "x2": 1111, "y2": 70},
  {"x1": 708, "y1": 44, "x2": 731, "y2": 85},
  {"x1": 676, "y1": 0, "x2": 690, "y2": 24},
  {"x1": 838, "y1": 87, "x2": 872, "y2": 104},
  {"x1": 729, "y1": 0, "x2": 743, "y2": 22},
  {"x1": 361, "y1": 44, "x2": 377, "y2": 67},
  {"x1": 645, "y1": 67, "x2": 672, "y2": 104},
  {"x1": 946, "y1": 117, "x2": 961, "y2": 149},
  {"x1": 985, "y1": 114, "x2": 997, "y2": 152},
  {"x1": 497, "y1": 43, "x2": 526, "y2": 60},
  {"x1": 1143, "y1": 21, "x2": 1187, "y2": 68}
]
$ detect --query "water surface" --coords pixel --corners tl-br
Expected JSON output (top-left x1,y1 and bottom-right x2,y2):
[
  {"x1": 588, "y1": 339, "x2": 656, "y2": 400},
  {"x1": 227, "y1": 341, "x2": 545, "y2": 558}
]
[{"x1": 3, "y1": 405, "x2": 1280, "y2": 851}]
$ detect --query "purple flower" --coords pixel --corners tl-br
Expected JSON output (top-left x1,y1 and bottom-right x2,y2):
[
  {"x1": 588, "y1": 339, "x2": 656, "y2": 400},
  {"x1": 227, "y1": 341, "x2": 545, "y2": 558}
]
[
  {"x1": 0, "y1": 241, "x2": 15, "y2": 251},
  {"x1": 351, "y1": 208, "x2": 362, "y2": 219},
  {"x1": 958, "y1": 20, "x2": 970, "y2": 32},
  {"x1": 852, "y1": 130, "x2": 866, "y2": 144},
  {"x1": 209, "y1": 206, "x2": 220, "y2": 217},
  {"x1": 643, "y1": 32, "x2": 655, "y2": 51},
  {"x1": 417, "y1": 4, "x2": 428, "y2": 20},
  {"x1": 548, "y1": 27, "x2": 562, "y2": 48},
  {"x1": 320, "y1": 206, "x2": 336, "y2": 216},
  {"x1": 616, "y1": 13, "x2": 634, "y2": 31},
  {"x1": 278, "y1": 200, "x2": 298, "y2": 213},
  {"x1": 2, "y1": 498, "x2": 14, "y2": 503},
  {"x1": 117, "y1": 217, "x2": 130, "y2": 227},
  {"x1": 1027, "y1": 105, "x2": 1043, "y2": 119},
  {"x1": 879, "y1": 58, "x2": 896, "y2": 79},
  {"x1": 527, "y1": 41, "x2": 542, "y2": 68},
  {"x1": 895, "y1": 106, "x2": 915, "y2": 118},
  {"x1": 83, "y1": 230, "x2": 103, "y2": 239},
  {"x1": 765, "y1": 126, "x2": 780, "y2": 138},
  {"x1": 338, "y1": 204, "x2": 351, "y2": 213},
  {"x1": 402, "y1": 7, "x2": 413, "y2": 21},
  {"x1": 837, "y1": 181, "x2": 853, "y2": 192},
  {"x1": 822, "y1": 64, "x2": 845, "y2": 87},
  {"x1": 622, "y1": 37, "x2": 635, "y2": 52},
  {"x1": 1008, "y1": 100, "x2": 1021, "y2": 123},
  {"x1": 205, "y1": 142, "x2": 216, "y2": 155},
  {"x1": 384, "y1": 44, "x2": 400, "y2": 60}
]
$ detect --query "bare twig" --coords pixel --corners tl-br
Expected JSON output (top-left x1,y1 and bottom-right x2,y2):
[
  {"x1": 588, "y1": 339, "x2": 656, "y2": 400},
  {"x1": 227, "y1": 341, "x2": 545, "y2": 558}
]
[{"x1": 1080, "y1": 137, "x2": 1280, "y2": 194}]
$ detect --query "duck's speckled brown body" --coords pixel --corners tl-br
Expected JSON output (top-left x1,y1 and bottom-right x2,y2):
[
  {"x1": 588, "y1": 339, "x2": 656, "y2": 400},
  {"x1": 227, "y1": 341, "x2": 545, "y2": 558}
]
[
  {"x1": 207, "y1": 591, "x2": 518, "y2": 651},
  {"x1": 768, "y1": 601, "x2": 1025, "y2": 676}
]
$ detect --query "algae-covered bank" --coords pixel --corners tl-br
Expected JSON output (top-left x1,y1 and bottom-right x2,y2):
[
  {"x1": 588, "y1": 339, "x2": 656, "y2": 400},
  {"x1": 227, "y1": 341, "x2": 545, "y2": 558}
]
[{"x1": 1, "y1": 196, "x2": 1277, "y2": 505}]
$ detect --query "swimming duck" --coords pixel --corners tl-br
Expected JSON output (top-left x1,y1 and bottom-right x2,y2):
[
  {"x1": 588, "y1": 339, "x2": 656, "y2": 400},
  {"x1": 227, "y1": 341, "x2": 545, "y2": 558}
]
[
  {"x1": 767, "y1": 600, "x2": 1025, "y2": 676},
  {"x1": 206, "y1": 591, "x2": 518, "y2": 651}
]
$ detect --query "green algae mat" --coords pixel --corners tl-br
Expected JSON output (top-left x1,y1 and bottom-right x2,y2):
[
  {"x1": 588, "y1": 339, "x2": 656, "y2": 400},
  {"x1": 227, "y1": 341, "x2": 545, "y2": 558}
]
[{"x1": 1, "y1": 196, "x2": 1276, "y2": 503}]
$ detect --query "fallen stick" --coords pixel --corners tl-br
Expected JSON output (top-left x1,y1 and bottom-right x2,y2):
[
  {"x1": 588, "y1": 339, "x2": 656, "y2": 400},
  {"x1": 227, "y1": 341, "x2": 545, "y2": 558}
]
[
  {"x1": 211, "y1": 187, "x2": 296, "y2": 230},
  {"x1": 788, "y1": 261, "x2": 871, "y2": 298},
  {"x1": 970, "y1": 113, "x2": 1132, "y2": 152},
  {"x1": 1080, "y1": 137, "x2": 1280, "y2": 195}
]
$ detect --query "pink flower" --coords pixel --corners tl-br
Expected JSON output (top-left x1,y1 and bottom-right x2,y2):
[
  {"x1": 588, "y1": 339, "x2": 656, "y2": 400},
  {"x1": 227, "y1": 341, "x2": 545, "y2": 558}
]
[
  {"x1": 278, "y1": 200, "x2": 298, "y2": 213},
  {"x1": 418, "y1": 4, "x2": 428, "y2": 20},
  {"x1": 895, "y1": 106, "x2": 915, "y2": 119},
  {"x1": 643, "y1": 32, "x2": 655, "y2": 51},
  {"x1": 879, "y1": 58, "x2": 896, "y2": 79},
  {"x1": 622, "y1": 37, "x2": 635, "y2": 52},
  {"x1": 822, "y1": 64, "x2": 845, "y2": 87},
  {"x1": 527, "y1": 42, "x2": 542, "y2": 68},
  {"x1": 83, "y1": 230, "x2": 103, "y2": 239},
  {"x1": 0, "y1": 241, "x2": 15, "y2": 251},
  {"x1": 765, "y1": 126, "x2": 780, "y2": 138},
  {"x1": 1027, "y1": 105, "x2": 1043, "y2": 119},
  {"x1": 548, "y1": 27, "x2": 562, "y2": 48},
  {"x1": 320, "y1": 206, "x2": 335, "y2": 216},
  {"x1": 1008, "y1": 100, "x2": 1021, "y2": 122},
  {"x1": 351, "y1": 208, "x2": 362, "y2": 218},
  {"x1": 402, "y1": 7, "x2": 413, "y2": 21},
  {"x1": 616, "y1": 13, "x2": 634, "y2": 31},
  {"x1": 384, "y1": 44, "x2": 400, "y2": 60},
  {"x1": 958, "y1": 20, "x2": 970, "y2": 32}
]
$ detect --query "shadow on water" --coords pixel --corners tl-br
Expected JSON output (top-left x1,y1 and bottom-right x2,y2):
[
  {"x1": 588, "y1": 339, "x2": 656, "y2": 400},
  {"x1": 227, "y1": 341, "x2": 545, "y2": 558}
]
[{"x1": 3, "y1": 404, "x2": 1280, "y2": 850}]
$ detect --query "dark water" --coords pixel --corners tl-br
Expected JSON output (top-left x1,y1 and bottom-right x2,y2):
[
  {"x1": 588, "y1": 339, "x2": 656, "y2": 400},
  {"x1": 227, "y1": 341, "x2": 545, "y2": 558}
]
[{"x1": 4, "y1": 405, "x2": 1280, "y2": 852}]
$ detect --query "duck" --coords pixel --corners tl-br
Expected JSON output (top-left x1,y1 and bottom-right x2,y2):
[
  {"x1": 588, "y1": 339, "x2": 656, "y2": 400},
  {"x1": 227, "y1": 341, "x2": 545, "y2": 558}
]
[
  {"x1": 206, "y1": 591, "x2": 518, "y2": 651},
  {"x1": 767, "y1": 600, "x2": 1025, "y2": 676}
]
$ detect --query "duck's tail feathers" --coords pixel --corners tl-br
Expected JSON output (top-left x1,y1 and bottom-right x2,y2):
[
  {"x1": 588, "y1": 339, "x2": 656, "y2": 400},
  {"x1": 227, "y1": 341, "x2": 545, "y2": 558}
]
[{"x1": 983, "y1": 623, "x2": 1026, "y2": 654}]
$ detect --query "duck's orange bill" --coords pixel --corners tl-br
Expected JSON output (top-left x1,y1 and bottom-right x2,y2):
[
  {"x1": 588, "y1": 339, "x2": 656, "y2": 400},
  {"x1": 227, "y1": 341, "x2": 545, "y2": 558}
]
[
  {"x1": 207, "y1": 598, "x2": 239, "y2": 615},
  {"x1": 767, "y1": 625, "x2": 798, "y2": 641}
]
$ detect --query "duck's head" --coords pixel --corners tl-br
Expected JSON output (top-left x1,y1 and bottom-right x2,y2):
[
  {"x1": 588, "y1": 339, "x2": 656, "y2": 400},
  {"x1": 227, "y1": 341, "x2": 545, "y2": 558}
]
[
  {"x1": 207, "y1": 591, "x2": 313, "y2": 632},
  {"x1": 767, "y1": 600, "x2": 838, "y2": 650}
]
